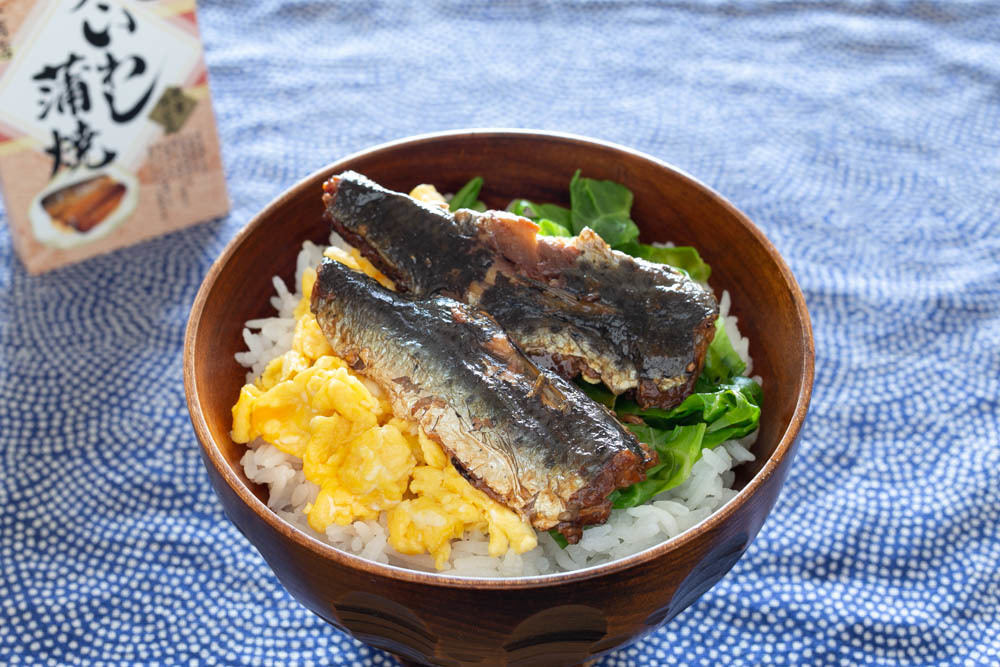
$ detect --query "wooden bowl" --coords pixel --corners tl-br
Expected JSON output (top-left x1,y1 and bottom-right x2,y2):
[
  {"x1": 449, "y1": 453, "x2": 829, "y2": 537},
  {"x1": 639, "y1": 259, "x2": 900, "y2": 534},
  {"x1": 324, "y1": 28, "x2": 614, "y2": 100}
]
[{"x1": 184, "y1": 130, "x2": 814, "y2": 666}]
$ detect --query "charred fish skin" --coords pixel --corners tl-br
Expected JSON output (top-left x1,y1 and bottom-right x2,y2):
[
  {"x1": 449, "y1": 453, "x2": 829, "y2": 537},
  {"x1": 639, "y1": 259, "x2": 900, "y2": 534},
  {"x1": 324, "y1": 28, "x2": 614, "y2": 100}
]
[
  {"x1": 322, "y1": 171, "x2": 719, "y2": 409},
  {"x1": 474, "y1": 226, "x2": 719, "y2": 409},
  {"x1": 310, "y1": 258, "x2": 654, "y2": 542},
  {"x1": 322, "y1": 172, "x2": 492, "y2": 295}
]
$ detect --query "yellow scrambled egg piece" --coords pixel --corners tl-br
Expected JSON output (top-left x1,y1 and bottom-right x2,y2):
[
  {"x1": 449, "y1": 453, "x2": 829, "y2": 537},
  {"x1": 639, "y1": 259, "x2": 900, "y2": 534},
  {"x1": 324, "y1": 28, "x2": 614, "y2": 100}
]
[
  {"x1": 388, "y1": 431, "x2": 538, "y2": 569},
  {"x1": 408, "y1": 183, "x2": 448, "y2": 208},
  {"x1": 322, "y1": 245, "x2": 395, "y2": 290},
  {"x1": 305, "y1": 420, "x2": 416, "y2": 529},
  {"x1": 231, "y1": 253, "x2": 537, "y2": 568}
]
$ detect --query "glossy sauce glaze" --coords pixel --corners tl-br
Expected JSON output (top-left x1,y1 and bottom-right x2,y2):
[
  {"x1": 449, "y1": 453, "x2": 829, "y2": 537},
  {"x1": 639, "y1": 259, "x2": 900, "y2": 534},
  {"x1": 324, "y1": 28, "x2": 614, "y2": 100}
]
[
  {"x1": 310, "y1": 258, "x2": 655, "y2": 542},
  {"x1": 323, "y1": 171, "x2": 719, "y2": 409}
]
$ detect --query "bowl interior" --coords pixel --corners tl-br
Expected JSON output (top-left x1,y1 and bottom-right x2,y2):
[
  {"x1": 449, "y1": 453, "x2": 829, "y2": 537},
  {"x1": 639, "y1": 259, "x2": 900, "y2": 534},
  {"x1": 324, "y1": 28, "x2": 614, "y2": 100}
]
[{"x1": 187, "y1": 130, "x2": 813, "y2": 568}]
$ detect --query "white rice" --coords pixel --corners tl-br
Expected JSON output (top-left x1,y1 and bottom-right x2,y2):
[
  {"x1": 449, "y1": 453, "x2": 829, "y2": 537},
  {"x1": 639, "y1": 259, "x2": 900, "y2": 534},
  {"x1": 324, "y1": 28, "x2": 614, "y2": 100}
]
[{"x1": 237, "y1": 233, "x2": 757, "y2": 577}]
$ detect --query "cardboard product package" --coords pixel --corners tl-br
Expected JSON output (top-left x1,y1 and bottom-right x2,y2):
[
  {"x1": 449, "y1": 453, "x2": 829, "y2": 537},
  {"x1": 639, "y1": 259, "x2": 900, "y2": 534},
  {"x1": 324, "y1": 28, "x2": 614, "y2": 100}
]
[{"x1": 0, "y1": 0, "x2": 228, "y2": 274}]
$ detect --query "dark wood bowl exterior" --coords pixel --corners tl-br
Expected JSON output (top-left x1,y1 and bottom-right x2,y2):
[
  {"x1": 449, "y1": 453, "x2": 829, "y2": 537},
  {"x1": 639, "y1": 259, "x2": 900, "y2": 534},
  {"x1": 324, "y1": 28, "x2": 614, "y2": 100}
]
[{"x1": 184, "y1": 130, "x2": 814, "y2": 666}]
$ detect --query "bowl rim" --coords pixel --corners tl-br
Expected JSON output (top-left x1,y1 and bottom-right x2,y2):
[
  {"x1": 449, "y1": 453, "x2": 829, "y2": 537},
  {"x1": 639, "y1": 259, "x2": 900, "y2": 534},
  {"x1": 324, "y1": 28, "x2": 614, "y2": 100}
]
[{"x1": 184, "y1": 128, "x2": 815, "y2": 590}]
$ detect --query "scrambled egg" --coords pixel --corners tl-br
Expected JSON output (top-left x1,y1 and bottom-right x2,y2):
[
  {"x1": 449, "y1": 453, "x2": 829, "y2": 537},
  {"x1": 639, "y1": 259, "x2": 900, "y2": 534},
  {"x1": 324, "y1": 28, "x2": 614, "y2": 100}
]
[
  {"x1": 408, "y1": 183, "x2": 448, "y2": 207},
  {"x1": 231, "y1": 241, "x2": 537, "y2": 569}
]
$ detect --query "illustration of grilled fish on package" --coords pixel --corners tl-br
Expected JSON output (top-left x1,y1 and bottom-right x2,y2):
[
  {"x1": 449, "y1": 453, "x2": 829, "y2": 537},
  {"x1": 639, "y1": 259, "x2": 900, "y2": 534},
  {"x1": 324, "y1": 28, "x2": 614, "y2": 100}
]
[
  {"x1": 323, "y1": 171, "x2": 719, "y2": 409},
  {"x1": 310, "y1": 258, "x2": 656, "y2": 543}
]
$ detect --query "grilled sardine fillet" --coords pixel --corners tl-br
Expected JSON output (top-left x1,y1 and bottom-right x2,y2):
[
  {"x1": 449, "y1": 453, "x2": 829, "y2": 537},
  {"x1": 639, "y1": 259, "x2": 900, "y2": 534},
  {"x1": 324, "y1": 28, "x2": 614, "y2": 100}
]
[
  {"x1": 41, "y1": 175, "x2": 127, "y2": 232},
  {"x1": 323, "y1": 171, "x2": 719, "y2": 409},
  {"x1": 311, "y1": 258, "x2": 655, "y2": 542}
]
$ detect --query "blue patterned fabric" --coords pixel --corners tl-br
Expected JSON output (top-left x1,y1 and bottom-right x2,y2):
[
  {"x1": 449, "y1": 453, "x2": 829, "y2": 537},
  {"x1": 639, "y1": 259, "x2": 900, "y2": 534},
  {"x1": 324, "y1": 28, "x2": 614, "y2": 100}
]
[{"x1": 2, "y1": 1, "x2": 999, "y2": 664}]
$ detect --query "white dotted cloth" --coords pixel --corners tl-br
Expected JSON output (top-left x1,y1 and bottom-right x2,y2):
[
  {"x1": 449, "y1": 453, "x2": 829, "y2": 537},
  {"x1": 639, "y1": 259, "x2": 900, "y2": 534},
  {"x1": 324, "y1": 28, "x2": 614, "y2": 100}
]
[{"x1": 2, "y1": 1, "x2": 999, "y2": 665}]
